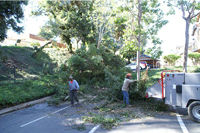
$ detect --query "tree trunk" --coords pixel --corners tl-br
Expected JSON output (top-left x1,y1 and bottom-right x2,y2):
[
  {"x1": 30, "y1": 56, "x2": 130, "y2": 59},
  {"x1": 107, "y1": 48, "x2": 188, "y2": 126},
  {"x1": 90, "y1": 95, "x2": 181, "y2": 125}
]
[
  {"x1": 136, "y1": 0, "x2": 142, "y2": 80},
  {"x1": 97, "y1": 25, "x2": 105, "y2": 48},
  {"x1": 128, "y1": 50, "x2": 131, "y2": 64},
  {"x1": 183, "y1": 18, "x2": 190, "y2": 73},
  {"x1": 153, "y1": 59, "x2": 154, "y2": 68},
  {"x1": 32, "y1": 41, "x2": 52, "y2": 57}
]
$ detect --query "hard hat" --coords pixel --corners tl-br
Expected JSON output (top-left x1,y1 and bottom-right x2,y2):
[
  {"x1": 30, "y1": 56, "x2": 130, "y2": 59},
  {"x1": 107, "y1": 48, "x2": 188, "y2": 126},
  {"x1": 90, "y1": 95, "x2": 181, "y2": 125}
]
[
  {"x1": 69, "y1": 76, "x2": 73, "y2": 79},
  {"x1": 126, "y1": 73, "x2": 132, "y2": 78}
]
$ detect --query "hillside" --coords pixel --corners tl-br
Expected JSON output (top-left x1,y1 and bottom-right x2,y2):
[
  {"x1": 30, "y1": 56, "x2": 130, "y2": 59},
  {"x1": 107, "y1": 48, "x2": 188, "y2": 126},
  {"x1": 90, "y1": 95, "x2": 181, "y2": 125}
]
[{"x1": 0, "y1": 46, "x2": 71, "y2": 84}]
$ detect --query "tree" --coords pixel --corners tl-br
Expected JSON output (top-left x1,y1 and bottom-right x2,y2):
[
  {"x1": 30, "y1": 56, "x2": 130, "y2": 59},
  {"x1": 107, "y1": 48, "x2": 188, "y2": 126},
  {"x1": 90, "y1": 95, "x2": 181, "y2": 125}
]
[
  {"x1": 120, "y1": 43, "x2": 137, "y2": 64},
  {"x1": 188, "y1": 52, "x2": 200, "y2": 65},
  {"x1": 120, "y1": 0, "x2": 167, "y2": 80},
  {"x1": 91, "y1": 0, "x2": 113, "y2": 48},
  {"x1": 165, "y1": 0, "x2": 200, "y2": 72},
  {"x1": 146, "y1": 46, "x2": 163, "y2": 68},
  {"x1": 0, "y1": 1, "x2": 28, "y2": 42},
  {"x1": 136, "y1": 0, "x2": 142, "y2": 80},
  {"x1": 163, "y1": 54, "x2": 181, "y2": 67},
  {"x1": 92, "y1": 0, "x2": 125, "y2": 54},
  {"x1": 32, "y1": 0, "x2": 95, "y2": 52}
]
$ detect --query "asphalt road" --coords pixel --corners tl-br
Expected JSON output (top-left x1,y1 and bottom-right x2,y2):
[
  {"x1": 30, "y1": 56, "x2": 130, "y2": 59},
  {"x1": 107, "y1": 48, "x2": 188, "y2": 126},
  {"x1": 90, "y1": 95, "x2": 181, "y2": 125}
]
[
  {"x1": 94, "y1": 107, "x2": 200, "y2": 133},
  {"x1": 0, "y1": 101, "x2": 199, "y2": 133}
]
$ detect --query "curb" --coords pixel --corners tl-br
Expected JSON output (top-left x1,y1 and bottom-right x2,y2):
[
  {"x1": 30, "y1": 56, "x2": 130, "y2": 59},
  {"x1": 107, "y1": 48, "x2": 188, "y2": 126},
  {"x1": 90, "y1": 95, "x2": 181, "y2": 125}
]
[{"x1": 0, "y1": 96, "x2": 52, "y2": 115}]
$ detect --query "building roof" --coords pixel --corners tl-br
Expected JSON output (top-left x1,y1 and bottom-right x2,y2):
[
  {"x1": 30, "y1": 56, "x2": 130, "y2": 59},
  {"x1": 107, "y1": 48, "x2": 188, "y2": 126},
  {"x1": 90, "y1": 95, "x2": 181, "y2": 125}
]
[
  {"x1": 29, "y1": 34, "x2": 46, "y2": 41},
  {"x1": 132, "y1": 54, "x2": 160, "y2": 61}
]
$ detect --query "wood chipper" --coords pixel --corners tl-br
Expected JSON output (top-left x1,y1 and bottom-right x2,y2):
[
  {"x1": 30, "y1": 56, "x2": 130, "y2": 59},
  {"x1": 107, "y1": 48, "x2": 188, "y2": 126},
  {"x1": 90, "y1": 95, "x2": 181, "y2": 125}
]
[{"x1": 145, "y1": 70, "x2": 200, "y2": 122}]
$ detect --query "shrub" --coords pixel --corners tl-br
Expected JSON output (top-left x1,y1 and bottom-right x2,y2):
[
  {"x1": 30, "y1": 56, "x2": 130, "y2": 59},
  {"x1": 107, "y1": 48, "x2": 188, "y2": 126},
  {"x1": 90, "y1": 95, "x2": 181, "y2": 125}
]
[
  {"x1": 0, "y1": 76, "x2": 57, "y2": 109},
  {"x1": 31, "y1": 42, "x2": 41, "y2": 47},
  {"x1": 194, "y1": 67, "x2": 200, "y2": 72}
]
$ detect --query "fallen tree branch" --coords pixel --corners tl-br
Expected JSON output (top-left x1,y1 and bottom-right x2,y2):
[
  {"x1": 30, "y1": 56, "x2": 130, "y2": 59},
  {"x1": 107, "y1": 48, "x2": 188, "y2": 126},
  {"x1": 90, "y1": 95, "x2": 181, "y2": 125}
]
[{"x1": 32, "y1": 41, "x2": 52, "y2": 57}]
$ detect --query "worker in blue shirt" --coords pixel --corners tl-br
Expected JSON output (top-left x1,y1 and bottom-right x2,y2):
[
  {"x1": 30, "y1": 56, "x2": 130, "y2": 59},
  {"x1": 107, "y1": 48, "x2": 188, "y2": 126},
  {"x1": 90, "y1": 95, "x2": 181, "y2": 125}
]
[{"x1": 69, "y1": 75, "x2": 79, "y2": 106}]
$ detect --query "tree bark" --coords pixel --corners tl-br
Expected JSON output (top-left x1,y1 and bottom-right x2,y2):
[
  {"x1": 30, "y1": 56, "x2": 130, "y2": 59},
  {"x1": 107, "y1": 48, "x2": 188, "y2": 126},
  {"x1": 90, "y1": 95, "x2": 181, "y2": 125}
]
[
  {"x1": 183, "y1": 18, "x2": 190, "y2": 73},
  {"x1": 32, "y1": 41, "x2": 52, "y2": 57},
  {"x1": 137, "y1": 0, "x2": 142, "y2": 80}
]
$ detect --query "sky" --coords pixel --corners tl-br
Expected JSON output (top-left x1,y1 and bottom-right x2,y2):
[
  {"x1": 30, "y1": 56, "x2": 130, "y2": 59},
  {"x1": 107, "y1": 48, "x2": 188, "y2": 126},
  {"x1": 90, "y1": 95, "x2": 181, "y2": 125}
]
[
  {"x1": 7, "y1": 1, "x2": 194, "y2": 56},
  {"x1": 7, "y1": 1, "x2": 47, "y2": 38},
  {"x1": 157, "y1": 6, "x2": 193, "y2": 56}
]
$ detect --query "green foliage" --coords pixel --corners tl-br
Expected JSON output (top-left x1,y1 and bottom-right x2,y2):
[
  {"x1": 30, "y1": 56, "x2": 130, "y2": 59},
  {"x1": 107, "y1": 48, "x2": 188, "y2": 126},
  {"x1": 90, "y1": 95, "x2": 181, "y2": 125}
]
[
  {"x1": 129, "y1": 80, "x2": 146, "y2": 101},
  {"x1": 163, "y1": 54, "x2": 181, "y2": 66},
  {"x1": 66, "y1": 44, "x2": 126, "y2": 85},
  {"x1": 146, "y1": 46, "x2": 163, "y2": 60},
  {"x1": 120, "y1": 0, "x2": 167, "y2": 64},
  {"x1": 0, "y1": 75, "x2": 57, "y2": 109},
  {"x1": 120, "y1": 43, "x2": 137, "y2": 64},
  {"x1": 165, "y1": 0, "x2": 200, "y2": 23},
  {"x1": 154, "y1": 100, "x2": 169, "y2": 111},
  {"x1": 33, "y1": 0, "x2": 95, "y2": 52},
  {"x1": 135, "y1": 98, "x2": 169, "y2": 112},
  {"x1": 31, "y1": 42, "x2": 41, "y2": 50},
  {"x1": 0, "y1": 1, "x2": 28, "y2": 41},
  {"x1": 58, "y1": 71, "x2": 70, "y2": 83},
  {"x1": 120, "y1": 111, "x2": 139, "y2": 119},
  {"x1": 82, "y1": 114, "x2": 121, "y2": 130},
  {"x1": 72, "y1": 123, "x2": 86, "y2": 131},
  {"x1": 33, "y1": 51, "x2": 56, "y2": 75},
  {"x1": 188, "y1": 52, "x2": 200, "y2": 65},
  {"x1": 47, "y1": 84, "x2": 68, "y2": 106},
  {"x1": 194, "y1": 67, "x2": 200, "y2": 72},
  {"x1": 0, "y1": 55, "x2": 8, "y2": 63}
]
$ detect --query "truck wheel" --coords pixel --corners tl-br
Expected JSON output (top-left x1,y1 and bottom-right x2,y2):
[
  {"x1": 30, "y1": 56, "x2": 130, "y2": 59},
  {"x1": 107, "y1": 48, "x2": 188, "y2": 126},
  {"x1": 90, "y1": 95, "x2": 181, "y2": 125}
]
[{"x1": 188, "y1": 101, "x2": 200, "y2": 123}]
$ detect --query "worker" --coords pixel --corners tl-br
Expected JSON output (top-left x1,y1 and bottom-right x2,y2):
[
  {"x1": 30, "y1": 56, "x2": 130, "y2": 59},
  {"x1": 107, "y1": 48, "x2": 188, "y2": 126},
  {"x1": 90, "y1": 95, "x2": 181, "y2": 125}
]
[
  {"x1": 122, "y1": 73, "x2": 137, "y2": 107},
  {"x1": 69, "y1": 75, "x2": 79, "y2": 106}
]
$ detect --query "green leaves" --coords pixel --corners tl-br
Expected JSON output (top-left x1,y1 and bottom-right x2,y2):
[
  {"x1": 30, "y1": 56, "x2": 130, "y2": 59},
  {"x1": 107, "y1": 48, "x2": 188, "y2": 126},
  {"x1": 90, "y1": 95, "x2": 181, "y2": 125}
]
[
  {"x1": 66, "y1": 44, "x2": 125, "y2": 85},
  {"x1": 163, "y1": 54, "x2": 181, "y2": 67},
  {"x1": 82, "y1": 114, "x2": 120, "y2": 130},
  {"x1": 188, "y1": 53, "x2": 200, "y2": 66},
  {"x1": 33, "y1": 0, "x2": 95, "y2": 52},
  {"x1": 0, "y1": 76, "x2": 57, "y2": 108},
  {"x1": 0, "y1": 1, "x2": 28, "y2": 41}
]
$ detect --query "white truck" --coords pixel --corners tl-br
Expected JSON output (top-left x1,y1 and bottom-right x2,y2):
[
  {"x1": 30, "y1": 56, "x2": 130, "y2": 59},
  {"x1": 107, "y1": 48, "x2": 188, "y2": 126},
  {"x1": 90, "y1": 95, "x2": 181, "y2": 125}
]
[{"x1": 146, "y1": 70, "x2": 200, "y2": 122}]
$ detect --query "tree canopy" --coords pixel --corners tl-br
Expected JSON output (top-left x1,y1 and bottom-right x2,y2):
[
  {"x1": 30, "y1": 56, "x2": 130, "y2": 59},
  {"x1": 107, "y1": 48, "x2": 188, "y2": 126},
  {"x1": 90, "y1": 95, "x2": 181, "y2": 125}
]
[
  {"x1": 118, "y1": 0, "x2": 167, "y2": 79},
  {"x1": 32, "y1": 0, "x2": 95, "y2": 52},
  {"x1": 0, "y1": 1, "x2": 28, "y2": 42},
  {"x1": 32, "y1": 0, "x2": 169, "y2": 80}
]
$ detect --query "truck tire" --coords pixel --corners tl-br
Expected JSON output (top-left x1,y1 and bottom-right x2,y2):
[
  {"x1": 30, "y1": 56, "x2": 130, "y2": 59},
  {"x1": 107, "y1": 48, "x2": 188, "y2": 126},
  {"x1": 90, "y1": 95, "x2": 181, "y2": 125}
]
[{"x1": 188, "y1": 101, "x2": 200, "y2": 123}]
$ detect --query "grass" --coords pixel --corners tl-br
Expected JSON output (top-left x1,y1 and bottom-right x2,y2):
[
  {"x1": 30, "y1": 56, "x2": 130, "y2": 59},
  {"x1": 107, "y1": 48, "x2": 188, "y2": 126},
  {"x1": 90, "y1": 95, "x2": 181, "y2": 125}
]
[{"x1": 0, "y1": 46, "x2": 55, "y2": 83}]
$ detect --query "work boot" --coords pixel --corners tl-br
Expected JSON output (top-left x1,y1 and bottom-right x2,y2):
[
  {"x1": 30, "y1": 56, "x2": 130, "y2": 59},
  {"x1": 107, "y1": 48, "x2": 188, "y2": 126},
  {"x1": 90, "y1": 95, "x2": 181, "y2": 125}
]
[{"x1": 126, "y1": 105, "x2": 132, "y2": 107}]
